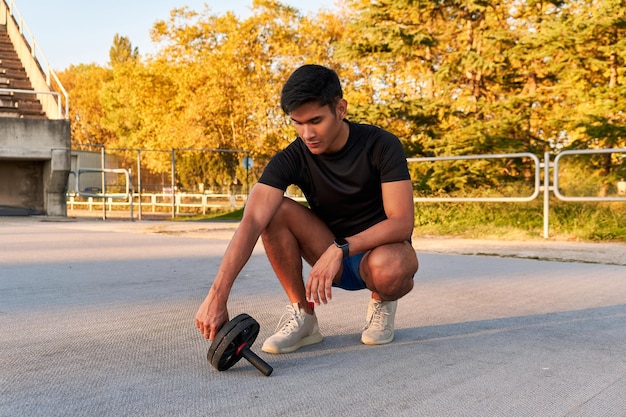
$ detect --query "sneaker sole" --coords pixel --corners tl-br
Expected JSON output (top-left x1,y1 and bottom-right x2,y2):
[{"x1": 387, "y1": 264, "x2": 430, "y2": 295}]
[
  {"x1": 361, "y1": 332, "x2": 394, "y2": 345},
  {"x1": 261, "y1": 332, "x2": 323, "y2": 354}
]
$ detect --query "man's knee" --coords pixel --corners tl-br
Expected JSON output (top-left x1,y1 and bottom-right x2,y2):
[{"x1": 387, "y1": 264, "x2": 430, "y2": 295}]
[
  {"x1": 263, "y1": 197, "x2": 297, "y2": 234},
  {"x1": 364, "y1": 243, "x2": 418, "y2": 299},
  {"x1": 261, "y1": 197, "x2": 315, "y2": 247}
]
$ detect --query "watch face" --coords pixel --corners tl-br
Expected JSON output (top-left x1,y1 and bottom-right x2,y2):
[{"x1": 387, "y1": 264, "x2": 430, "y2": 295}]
[{"x1": 334, "y1": 238, "x2": 349, "y2": 258}]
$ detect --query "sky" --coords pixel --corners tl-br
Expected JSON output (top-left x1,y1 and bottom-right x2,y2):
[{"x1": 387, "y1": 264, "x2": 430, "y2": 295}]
[{"x1": 13, "y1": 0, "x2": 339, "y2": 71}]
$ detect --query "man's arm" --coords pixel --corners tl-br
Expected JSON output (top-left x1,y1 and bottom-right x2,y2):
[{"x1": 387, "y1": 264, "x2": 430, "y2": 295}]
[
  {"x1": 195, "y1": 183, "x2": 285, "y2": 340},
  {"x1": 306, "y1": 179, "x2": 414, "y2": 304},
  {"x1": 346, "y1": 179, "x2": 414, "y2": 253}
]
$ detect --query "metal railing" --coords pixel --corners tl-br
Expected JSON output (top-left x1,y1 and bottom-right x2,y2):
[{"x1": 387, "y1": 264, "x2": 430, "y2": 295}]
[
  {"x1": 407, "y1": 153, "x2": 541, "y2": 202},
  {"x1": 67, "y1": 192, "x2": 248, "y2": 214},
  {"x1": 553, "y1": 148, "x2": 626, "y2": 202},
  {"x1": 75, "y1": 168, "x2": 131, "y2": 199},
  {"x1": 69, "y1": 145, "x2": 252, "y2": 220},
  {"x1": 68, "y1": 166, "x2": 248, "y2": 220},
  {"x1": 1, "y1": 0, "x2": 69, "y2": 119},
  {"x1": 65, "y1": 148, "x2": 624, "y2": 237},
  {"x1": 407, "y1": 150, "x2": 625, "y2": 238},
  {"x1": 0, "y1": 88, "x2": 64, "y2": 119},
  {"x1": 69, "y1": 168, "x2": 132, "y2": 220}
]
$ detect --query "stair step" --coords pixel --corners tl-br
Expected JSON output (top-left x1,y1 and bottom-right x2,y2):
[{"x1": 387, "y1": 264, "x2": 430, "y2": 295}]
[
  {"x1": 0, "y1": 90, "x2": 39, "y2": 101},
  {"x1": 0, "y1": 97, "x2": 17, "y2": 107},
  {"x1": 0, "y1": 25, "x2": 48, "y2": 119},
  {"x1": 16, "y1": 100, "x2": 43, "y2": 111},
  {"x1": 0, "y1": 51, "x2": 21, "y2": 60},
  {"x1": 0, "y1": 78, "x2": 33, "y2": 89},
  {"x1": 0, "y1": 67, "x2": 29, "y2": 80},
  {"x1": 0, "y1": 59, "x2": 25, "y2": 70},
  {"x1": 0, "y1": 109, "x2": 21, "y2": 118}
]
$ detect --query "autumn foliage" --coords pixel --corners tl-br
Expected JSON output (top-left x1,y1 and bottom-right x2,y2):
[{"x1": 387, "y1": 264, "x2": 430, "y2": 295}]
[{"x1": 58, "y1": 0, "x2": 626, "y2": 192}]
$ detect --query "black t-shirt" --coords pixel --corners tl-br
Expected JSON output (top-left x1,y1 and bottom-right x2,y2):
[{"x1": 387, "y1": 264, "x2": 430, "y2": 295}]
[{"x1": 258, "y1": 120, "x2": 410, "y2": 237}]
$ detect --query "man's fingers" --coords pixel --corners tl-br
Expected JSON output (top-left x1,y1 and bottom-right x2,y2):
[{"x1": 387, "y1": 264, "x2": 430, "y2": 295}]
[
  {"x1": 307, "y1": 275, "x2": 320, "y2": 305},
  {"x1": 307, "y1": 274, "x2": 335, "y2": 305},
  {"x1": 319, "y1": 283, "x2": 327, "y2": 304},
  {"x1": 195, "y1": 319, "x2": 212, "y2": 339},
  {"x1": 311, "y1": 287, "x2": 320, "y2": 305},
  {"x1": 201, "y1": 325, "x2": 213, "y2": 340},
  {"x1": 305, "y1": 279, "x2": 312, "y2": 301}
]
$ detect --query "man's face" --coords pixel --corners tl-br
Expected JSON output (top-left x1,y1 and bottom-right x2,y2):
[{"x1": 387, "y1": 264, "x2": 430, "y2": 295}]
[{"x1": 289, "y1": 99, "x2": 348, "y2": 155}]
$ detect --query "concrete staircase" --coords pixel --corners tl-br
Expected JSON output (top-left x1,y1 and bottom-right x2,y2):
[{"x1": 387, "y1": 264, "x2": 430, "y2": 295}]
[
  {"x1": 0, "y1": 27, "x2": 45, "y2": 119},
  {"x1": 0, "y1": 0, "x2": 70, "y2": 216}
]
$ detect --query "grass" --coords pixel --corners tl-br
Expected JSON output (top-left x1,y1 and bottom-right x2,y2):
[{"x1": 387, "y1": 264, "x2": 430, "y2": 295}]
[
  {"x1": 548, "y1": 202, "x2": 626, "y2": 241},
  {"x1": 174, "y1": 208, "x2": 245, "y2": 222},
  {"x1": 415, "y1": 200, "x2": 626, "y2": 242}
]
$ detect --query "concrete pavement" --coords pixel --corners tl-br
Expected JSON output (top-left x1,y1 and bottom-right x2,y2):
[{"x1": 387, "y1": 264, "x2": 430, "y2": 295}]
[{"x1": 1, "y1": 216, "x2": 626, "y2": 416}]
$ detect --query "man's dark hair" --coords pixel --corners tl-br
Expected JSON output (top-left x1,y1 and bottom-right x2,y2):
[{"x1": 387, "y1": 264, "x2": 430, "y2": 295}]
[{"x1": 280, "y1": 64, "x2": 343, "y2": 115}]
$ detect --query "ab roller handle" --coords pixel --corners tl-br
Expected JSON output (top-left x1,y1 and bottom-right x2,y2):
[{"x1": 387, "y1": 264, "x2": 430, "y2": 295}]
[
  {"x1": 207, "y1": 314, "x2": 273, "y2": 376},
  {"x1": 235, "y1": 342, "x2": 273, "y2": 376}
]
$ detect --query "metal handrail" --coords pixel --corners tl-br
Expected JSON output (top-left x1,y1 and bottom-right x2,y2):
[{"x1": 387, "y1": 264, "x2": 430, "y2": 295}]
[
  {"x1": 553, "y1": 148, "x2": 626, "y2": 202},
  {"x1": 0, "y1": 88, "x2": 62, "y2": 119},
  {"x1": 76, "y1": 168, "x2": 131, "y2": 199},
  {"x1": 4, "y1": 0, "x2": 69, "y2": 118},
  {"x1": 406, "y1": 153, "x2": 542, "y2": 202}
]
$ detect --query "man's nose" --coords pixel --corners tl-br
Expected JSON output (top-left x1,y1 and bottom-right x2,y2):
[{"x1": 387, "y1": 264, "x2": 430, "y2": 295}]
[{"x1": 301, "y1": 124, "x2": 315, "y2": 140}]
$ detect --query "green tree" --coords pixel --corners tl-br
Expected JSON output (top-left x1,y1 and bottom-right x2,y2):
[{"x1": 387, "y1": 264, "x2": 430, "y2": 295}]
[
  {"x1": 109, "y1": 34, "x2": 139, "y2": 66},
  {"x1": 563, "y1": 0, "x2": 626, "y2": 180}
]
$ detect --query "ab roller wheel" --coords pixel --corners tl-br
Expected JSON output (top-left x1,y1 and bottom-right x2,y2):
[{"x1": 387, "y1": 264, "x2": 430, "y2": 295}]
[{"x1": 207, "y1": 314, "x2": 273, "y2": 376}]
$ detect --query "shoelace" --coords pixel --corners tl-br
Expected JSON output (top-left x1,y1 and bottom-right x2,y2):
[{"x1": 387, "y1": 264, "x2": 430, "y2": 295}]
[
  {"x1": 275, "y1": 305, "x2": 303, "y2": 334},
  {"x1": 364, "y1": 301, "x2": 389, "y2": 330}
]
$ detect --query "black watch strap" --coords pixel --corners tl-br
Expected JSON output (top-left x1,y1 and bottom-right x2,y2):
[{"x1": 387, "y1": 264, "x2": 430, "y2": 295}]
[{"x1": 334, "y1": 237, "x2": 349, "y2": 259}]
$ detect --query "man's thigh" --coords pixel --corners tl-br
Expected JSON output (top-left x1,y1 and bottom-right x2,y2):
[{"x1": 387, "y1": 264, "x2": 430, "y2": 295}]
[{"x1": 274, "y1": 197, "x2": 336, "y2": 267}]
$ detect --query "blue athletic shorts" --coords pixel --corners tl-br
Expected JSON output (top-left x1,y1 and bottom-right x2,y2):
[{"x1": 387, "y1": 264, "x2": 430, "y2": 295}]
[{"x1": 332, "y1": 252, "x2": 367, "y2": 291}]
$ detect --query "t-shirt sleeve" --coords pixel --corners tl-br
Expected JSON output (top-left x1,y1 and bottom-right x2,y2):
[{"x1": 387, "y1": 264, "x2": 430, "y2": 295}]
[
  {"x1": 376, "y1": 131, "x2": 411, "y2": 183},
  {"x1": 258, "y1": 146, "x2": 299, "y2": 191}
]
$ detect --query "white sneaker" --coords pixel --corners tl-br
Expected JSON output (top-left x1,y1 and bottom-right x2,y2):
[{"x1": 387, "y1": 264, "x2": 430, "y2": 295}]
[
  {"x1": 261, "y1": 303, "x2": 323, "y2": 354},
  {"x1": 361, "y1": 298, "x2": 397, "y2": 345}
]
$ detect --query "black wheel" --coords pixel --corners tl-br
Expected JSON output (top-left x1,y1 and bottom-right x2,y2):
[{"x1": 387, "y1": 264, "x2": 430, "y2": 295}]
[{"x1": 207, "y1": 314, "x2": 260, "y2": 371}]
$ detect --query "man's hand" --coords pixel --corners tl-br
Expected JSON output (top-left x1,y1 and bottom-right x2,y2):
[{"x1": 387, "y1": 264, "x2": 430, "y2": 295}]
[
  {"x1": 195, "y1": 293, "x2": 229, "y2": 341},
  {"x1": 306, "y1": 244, "x2": 343, "y2": 305}
]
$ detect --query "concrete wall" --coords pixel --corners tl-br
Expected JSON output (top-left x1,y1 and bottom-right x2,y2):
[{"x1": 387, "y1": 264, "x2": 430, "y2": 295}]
[
  {"x1": 0, "y1": 160, "x2": 43, "y2": 212},
  {"x1": 0, "y1": 118, "x2": 70, "y2": 216}
]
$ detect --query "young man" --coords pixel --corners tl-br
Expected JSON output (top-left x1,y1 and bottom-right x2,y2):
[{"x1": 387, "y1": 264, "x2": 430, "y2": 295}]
[{"x1": 195, "y1": 64, "x2": 418, "y2": 353}]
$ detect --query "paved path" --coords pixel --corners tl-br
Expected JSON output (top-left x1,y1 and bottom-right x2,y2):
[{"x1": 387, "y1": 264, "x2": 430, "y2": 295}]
[{"x1": 1, "y1": 217, "x2": 625, "y2": 416}]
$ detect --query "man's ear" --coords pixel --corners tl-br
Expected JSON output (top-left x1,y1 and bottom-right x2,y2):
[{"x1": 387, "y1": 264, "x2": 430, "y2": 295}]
[{"x1": 336, "y1": 98, "x2": 348, "y2": 119}]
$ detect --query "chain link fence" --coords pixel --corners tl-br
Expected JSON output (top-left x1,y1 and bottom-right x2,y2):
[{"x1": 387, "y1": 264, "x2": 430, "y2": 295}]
[{"x1": 67, "y1": 145, "x2": 257, "y2": 219}]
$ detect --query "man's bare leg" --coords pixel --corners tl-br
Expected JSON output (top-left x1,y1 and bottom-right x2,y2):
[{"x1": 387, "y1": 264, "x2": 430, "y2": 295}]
[
  {"x1": 259, "y1": 197, "x2": 335, "y2": 353},
  {"x1": 261, "y1": 197, "x2": 336, "y2": 314},
  {"x1": 359, "y1": 241, "x2": 418, "y2": 345}
]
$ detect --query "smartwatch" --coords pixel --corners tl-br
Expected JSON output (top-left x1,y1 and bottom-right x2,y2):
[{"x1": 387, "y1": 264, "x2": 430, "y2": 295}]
[{"x1": 334, "y1": 237, "x2": 349, "y2": 259}]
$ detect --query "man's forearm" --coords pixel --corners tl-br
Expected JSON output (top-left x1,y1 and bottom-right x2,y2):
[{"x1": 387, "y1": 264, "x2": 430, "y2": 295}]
[
  {"x1": 209, "y1": 218, "x2": 264, "y2": 300},
  {"x1": 346, "y1": 216, "x2": 414, "y2": 255}
]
